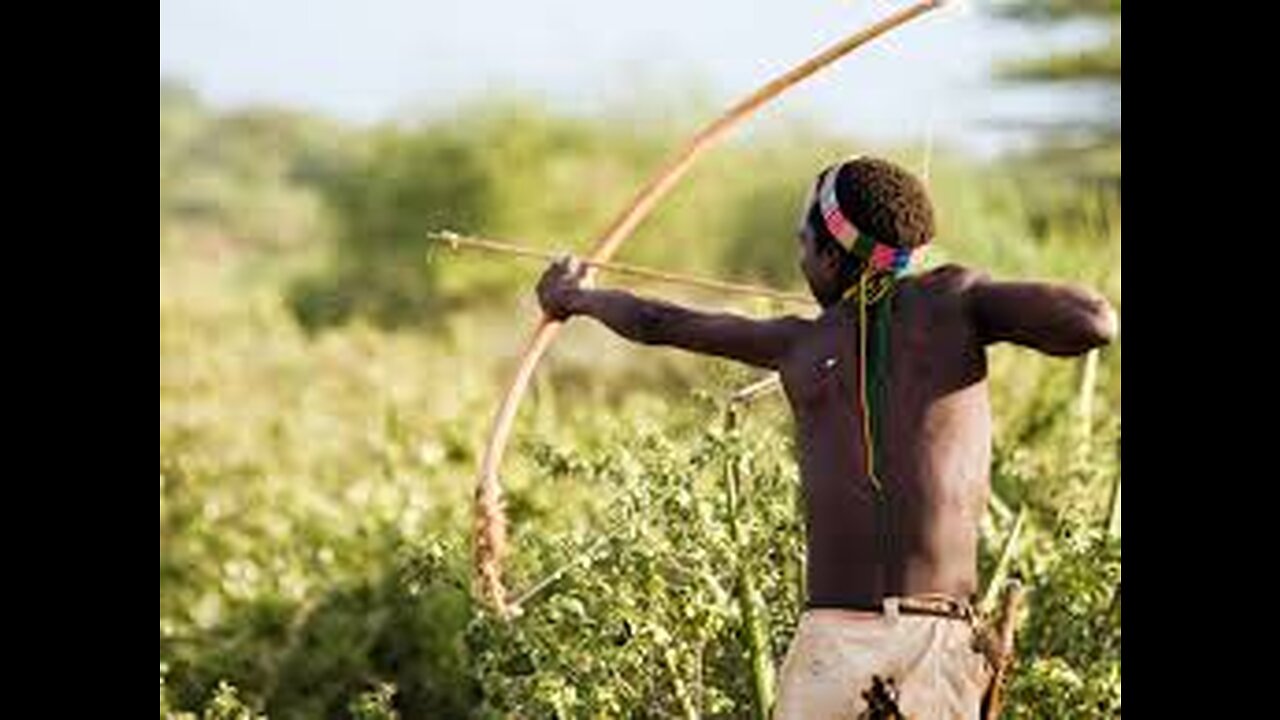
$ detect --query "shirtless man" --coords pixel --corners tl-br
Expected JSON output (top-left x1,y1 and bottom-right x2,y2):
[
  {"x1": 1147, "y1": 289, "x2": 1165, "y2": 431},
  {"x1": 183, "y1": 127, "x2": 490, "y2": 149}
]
[{"x1": 536, "y1": 156, "x2": 1116, "y2": 718}]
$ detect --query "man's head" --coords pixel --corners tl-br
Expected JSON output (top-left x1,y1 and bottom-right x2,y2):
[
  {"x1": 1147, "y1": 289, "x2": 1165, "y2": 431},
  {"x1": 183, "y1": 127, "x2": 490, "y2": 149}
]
[{"x1": 797, "y1": 156, "x2": 935, "y2": 306}]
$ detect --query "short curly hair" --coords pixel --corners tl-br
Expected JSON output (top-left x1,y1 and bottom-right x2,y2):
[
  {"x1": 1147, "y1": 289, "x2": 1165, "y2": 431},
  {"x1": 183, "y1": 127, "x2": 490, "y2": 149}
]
[{"x1": 806, "y1": 157, "x2": 935, "y2": 272}]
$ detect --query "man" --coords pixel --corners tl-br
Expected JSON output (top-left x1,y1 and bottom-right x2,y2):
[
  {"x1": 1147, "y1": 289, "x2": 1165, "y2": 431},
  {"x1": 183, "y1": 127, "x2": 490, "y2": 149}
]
[{"x1": 536, "y1": 156, "x2": 1116, "y2": 718}]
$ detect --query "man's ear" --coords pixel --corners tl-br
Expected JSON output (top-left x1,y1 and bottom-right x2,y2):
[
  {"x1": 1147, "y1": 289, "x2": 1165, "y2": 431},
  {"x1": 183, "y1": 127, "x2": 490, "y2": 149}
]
[{"x1": 818, "y1": 242, "x2": 843, "y2": 273}]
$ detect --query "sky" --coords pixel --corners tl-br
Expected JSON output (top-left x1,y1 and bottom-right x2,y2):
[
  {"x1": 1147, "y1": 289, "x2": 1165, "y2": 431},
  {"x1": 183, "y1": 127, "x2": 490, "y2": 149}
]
[{"x1": 160, "y1": 0, "x2": 1111, "y2": 156}]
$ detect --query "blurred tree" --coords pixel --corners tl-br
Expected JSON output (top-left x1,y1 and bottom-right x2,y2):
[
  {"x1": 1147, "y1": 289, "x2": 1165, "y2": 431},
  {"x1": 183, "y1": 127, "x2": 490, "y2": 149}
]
[{"x1": 986, "y1": 0, "x2": 1120, "y2": 184}]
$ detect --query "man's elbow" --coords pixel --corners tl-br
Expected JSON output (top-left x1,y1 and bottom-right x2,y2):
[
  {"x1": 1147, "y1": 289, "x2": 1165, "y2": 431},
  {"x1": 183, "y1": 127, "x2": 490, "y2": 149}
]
[{"x1": 1077, "y1": 293, "x2": 1118, "y2": 350}]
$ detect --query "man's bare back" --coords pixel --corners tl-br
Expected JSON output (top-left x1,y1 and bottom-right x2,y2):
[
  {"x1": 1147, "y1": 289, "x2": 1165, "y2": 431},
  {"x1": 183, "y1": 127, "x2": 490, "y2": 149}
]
[{"x1": 781, "y1": 265, "x2": 991, "y2": 608}]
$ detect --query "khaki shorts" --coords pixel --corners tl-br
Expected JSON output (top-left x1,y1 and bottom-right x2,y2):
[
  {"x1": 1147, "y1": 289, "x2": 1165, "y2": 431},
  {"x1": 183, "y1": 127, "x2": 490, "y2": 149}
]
[{"x1": 774, "y1": 605, "x2": 992, "y2": 719}]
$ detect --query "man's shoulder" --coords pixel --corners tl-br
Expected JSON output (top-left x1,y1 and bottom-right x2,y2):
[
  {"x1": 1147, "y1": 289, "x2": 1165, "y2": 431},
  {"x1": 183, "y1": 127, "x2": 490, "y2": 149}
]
[
  {"x1": 759, "y1": 312, "x2": 816, "y2": 340},
  {"x1": 912, "y1": 263, "x2": 986, "y2": 295},
  {"x1": 904, "y1": 264, "x2": 992, "y2": 315}
]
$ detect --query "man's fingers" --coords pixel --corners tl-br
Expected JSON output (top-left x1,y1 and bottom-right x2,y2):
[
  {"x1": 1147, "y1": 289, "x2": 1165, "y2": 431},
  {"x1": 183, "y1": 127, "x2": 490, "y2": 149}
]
[
  {"x1": 568, "y1": 257, "x2": 597, "y2": 289},
  {"x1": 546, "y1": 254, "x2": 592, "y2": 289}
]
